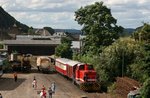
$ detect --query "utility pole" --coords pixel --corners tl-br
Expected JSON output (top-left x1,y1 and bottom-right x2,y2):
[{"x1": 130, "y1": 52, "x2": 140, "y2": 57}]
[
  {"x1": 122, "y1": 49, "x2": 124, "y2": 77},
  {"x1": 79, "y1": 37, "x2": 81, "y2": 61},
  {"x1": 139, "y1": 32, "x2": 142, "y2": 42}
]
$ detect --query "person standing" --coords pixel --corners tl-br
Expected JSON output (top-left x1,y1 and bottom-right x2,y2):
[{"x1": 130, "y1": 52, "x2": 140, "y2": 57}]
[
  {"x1": 48, "y1": 87, "x2": 52, "y2": 98},
  {"x1": 37, "y1": 57, "x2": 40, "y2": 71},
  {"x1": 52, "y1": 82, "x2": 55, "y2": 93},
  {"x1": 41, "y1": 85, "x2": 46, "y2": 91},
  {"x1": 32, "y1": 78, "x2": 37, "y2": 89},
  {"x1": 0, "y1": 93, "x2": 2, "y2": 98},
  {"x1": 40, "y1": 90, "x2": 43, "y2": 98},
  {"x1": 43, "y1": 91, "x2": 46, "y2": 98},
  {"x1": 14, "y1": 72, "x2": 17, "y2": 82}
]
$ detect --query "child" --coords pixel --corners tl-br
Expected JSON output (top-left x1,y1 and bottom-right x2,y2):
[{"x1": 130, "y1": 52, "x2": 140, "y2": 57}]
[{"x1": 32, "y1": 79, "x2": 37, "y2": 89}]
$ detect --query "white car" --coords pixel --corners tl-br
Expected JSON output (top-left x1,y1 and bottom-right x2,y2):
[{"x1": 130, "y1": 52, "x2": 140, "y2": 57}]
[{"x1": 26, "y1": 54, "x2": 33, "y2": 57}]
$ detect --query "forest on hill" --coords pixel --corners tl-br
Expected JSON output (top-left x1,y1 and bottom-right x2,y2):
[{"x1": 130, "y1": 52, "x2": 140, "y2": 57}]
[{"x1": 0, "y1": 7, "x2": 29, "y2": 33}]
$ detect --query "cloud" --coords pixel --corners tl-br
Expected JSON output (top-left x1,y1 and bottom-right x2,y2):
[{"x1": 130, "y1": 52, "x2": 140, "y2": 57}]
[
  {"x1": 0, "y1": 0, "x2": 150, "y2": 29},
  {"x1": 9, "y1": 11, "x2": 78, "y2": 29}
]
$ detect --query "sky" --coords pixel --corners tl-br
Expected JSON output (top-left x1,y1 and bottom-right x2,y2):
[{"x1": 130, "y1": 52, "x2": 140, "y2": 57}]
[{"x1": 0, "y1": 0, "x2": 150, "y2": 29}]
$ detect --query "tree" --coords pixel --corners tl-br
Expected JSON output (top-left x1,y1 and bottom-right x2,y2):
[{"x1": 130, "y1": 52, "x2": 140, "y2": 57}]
[
  {"x1": 43, "y1": 27, "x2": 54, "y2": 35},
  {"x1": 75, "y1": 1, "x2": 123, "y2": 55},
  {"x1": 61, "y1": 37, "x2": 73, "y2": 46},
  {"x1": 141, "y1": 78, "x2": 150, "y2": 98},
  {"x1": 55, "y1": 37, "x2": 73, "y2": 59},
  {"x1": 133, "y1": 23, "x2": 150, "y2": 41},
  {"x1": 55, "y1": 43, "x2": 72, "y2": 59},
  {"x1": 0, "y1": 43, "x2": 3, "y2": 49},
  {"x1": 28, "y1": 27, "x2": 35, "y2": 35},
  {"x1": 95, "y1": 38, "x2": 147, "y2": 85}
]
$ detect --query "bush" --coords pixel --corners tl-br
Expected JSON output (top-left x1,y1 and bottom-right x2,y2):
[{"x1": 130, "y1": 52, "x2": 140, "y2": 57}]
[
  {"x1": 95, "y1": 38, "x2": 146, "y2": 86},
  {"x1": 72, "y1": 53, "x2": 79, "y2": 61},
  {"x1": 107, "y1": 83, "x2": 116, "y2": 94},
  {"x1": 0, "y1": 43, "x2": 3, "y2": 49},
  {"x1": 141, "y1": 78, "x2": 150, "y2": 98}
]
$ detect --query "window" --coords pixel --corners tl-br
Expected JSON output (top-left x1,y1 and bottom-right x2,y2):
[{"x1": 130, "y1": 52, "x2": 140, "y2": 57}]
[
  {"x1": 79, "y1": 65, "x2": 85, "y2": 70},
  {"x1": 87, "y1": 65, "x2": 94, "y2": 70},
  {"x1": 0, "y1": 66, "x2": 2, "y2": 70}
]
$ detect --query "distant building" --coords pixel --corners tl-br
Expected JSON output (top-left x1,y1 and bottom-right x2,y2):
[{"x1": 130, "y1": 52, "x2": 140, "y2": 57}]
[
  {"x1": 71, "y1": 35, "x2": 86, "y2": 54},
  {"x1": 16, "y1": 35, "x2": 61, "y2": 40},
  {"x1": 79, "y1": 35, "x2": 86, "y2": 40},
  {"x1": 7, "y1": 23, "x2": 23, "y2": 39},
  {"x1": 35, "y1": 29, "x2": 51, "y2": 36},
  {"x1": 3, "y1": 40, "x2": 61, "y2": 55},
  {"x1": 54, "y1": 29, "x2": 82, "y2": 34},
  {"x1": 71, "y1": 41, "x2": 80, "y2": 54},
  {"x1": 66, "y1": 33, "x2": 80, "y2": 41},
  {"x1": 53, "y1": 31, "x2": 67, "y2": 37}
]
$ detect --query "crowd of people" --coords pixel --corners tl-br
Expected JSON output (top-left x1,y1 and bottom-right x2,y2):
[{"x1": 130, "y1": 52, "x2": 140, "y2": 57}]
[
  {"x1": 13, "y1": 72, "x2": 56, "y2": 98},
  {"x1": 32, "y1": 76, "x2": 56, "y2": 98},
  {"x1": 0, "y1": 72, "x2": 56, "y2": 98}
]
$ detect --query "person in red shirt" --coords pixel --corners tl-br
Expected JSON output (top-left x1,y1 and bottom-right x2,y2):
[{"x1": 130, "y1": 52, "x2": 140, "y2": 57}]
[
  {"x1": 43, "y1": 91, "x2": 46, "y2": 98},
  {"x1": 14, "y1": 72, "x2": 17, "y2": 82},
  {"x1": 41, "y1": 85, "x2": 46, "y2": 91}
]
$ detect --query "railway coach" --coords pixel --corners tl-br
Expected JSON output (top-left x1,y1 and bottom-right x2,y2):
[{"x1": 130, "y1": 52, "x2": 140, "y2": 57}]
[
  {"x1": 55, "y1": 58, "x2": 101, "y2": 91},
  {"x1": 37, "y1": 56, "x2": 51, "y2": 72}
]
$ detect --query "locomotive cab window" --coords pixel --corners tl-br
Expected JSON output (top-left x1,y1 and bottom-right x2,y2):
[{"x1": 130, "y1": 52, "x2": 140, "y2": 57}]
[
  {"x1": 87, "y1": 65, "x2": 94, "y2": 70},
  {"x1": 0, "y1": 66, "x2": 2, "y2": 70},
  {"x1": 79, "y1": 65, "x2": 85, "y2": 70}
]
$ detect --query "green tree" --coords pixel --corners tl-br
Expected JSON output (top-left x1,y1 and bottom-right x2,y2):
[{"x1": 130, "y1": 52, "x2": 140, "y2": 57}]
[
  {"x1": 55, "y1": 43, "x2": 72, "y2": 59},
  {"x1": 95, "y1": 38, "x2": 146, "y2": 85},
  {"x1": 43, "y1": 27, "x2": 54, "y2": 35},
  {"x1": 28, "y1": 27, "x2": 35, "y2": 35},
  {"x1": 72, "y1": 53, "x2": 79, "y2": 61},
  {"x1": 0, "y1": 43, "x2": 3, "y2": 49},
  {"x1": 75, "y1": 1, "x2": 123, "y2": 55},
  {"x1": 55, "y1": 37, "x2": 73, "y2": 59},
  {"x1": 61, "y1": 37, "x2": 73, "y2": 46},
  {"x1": 133, "y1": 23, "x2": 150, "y2": 41},
  {"x1": 141, "y1": 78, "x2": 150, "y2": 98},
  {"x1": 143, "y1": 43, "x2": 150, "y2": 78}
]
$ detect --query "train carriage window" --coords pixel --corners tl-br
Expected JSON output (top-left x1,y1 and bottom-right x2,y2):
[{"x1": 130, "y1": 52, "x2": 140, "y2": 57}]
[
  {"x1": 79, "y1": 65, "x2": 85, "y2": 70},
  {"x1": 87, "y1": 65, "x2": 94, "y2": 70}
]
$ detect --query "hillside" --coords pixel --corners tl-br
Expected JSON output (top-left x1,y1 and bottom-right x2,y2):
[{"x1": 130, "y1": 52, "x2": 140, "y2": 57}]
[
  {"x1": 0, "y1": 7, "x2": 29, "y2": 33},
  {"x1": 135, "y1": 26, "x2": 142, "y2": 31},
  {"x1": 119, "y1": 28, "x2": 135, "y2": 37},
  {"x1": 54, "y1": 29, "x2": 82, "y2": 34}
]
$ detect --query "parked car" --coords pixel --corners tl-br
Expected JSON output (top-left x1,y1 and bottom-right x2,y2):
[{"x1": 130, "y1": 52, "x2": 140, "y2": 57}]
[{"x1": 26, "y1": 54, "x2": 33, "y2": 57}]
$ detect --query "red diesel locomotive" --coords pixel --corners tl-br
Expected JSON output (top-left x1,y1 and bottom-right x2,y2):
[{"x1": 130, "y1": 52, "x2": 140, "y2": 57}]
[{"x1": 55, "y1": 58, "x2": 101, "y2": 91}]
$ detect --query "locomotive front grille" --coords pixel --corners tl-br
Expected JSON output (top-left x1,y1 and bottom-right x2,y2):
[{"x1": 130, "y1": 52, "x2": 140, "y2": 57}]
[{"x1": 80, "y1": 82, "x2": 101, "y2": 91}]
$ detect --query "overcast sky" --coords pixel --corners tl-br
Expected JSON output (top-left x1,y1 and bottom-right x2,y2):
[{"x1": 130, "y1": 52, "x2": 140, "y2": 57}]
[{"x1": 0, "y1": 0, "x2": 150, "y2": 29}]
